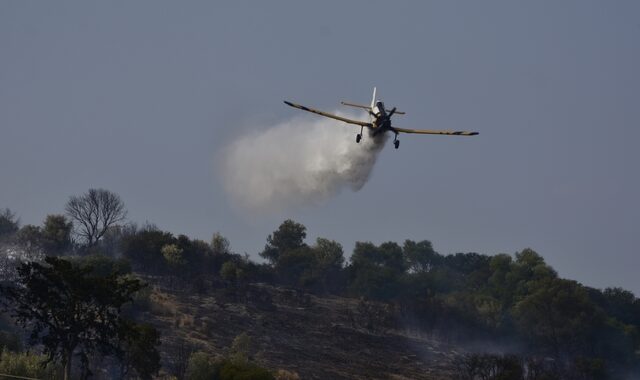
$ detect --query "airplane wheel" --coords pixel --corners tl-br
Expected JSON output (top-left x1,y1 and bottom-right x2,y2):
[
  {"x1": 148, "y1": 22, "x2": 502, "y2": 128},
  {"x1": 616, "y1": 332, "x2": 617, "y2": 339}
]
[
  {"x1": 394, "y1": 140, "x2": 400, "y2": 149},
  {"x1": 356, "y1": 134, "x2": 362, "y2": 143}
]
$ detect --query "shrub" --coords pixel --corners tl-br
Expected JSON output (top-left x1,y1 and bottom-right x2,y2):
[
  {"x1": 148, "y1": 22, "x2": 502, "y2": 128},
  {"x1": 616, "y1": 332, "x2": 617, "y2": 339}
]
[
  {"x1": 0, "y1": 351, "x2": 61, "y2": 379},
  {"x1": 186, "y1": 351, "x2": 217, "y2": 380},
  {"x1": 218, "y1": 359, "x2": 274, "y2": 380}
]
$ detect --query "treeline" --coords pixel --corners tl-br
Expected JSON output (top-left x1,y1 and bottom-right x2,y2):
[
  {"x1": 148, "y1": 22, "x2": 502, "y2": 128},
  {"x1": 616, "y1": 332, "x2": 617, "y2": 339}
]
[
  {"x1": 1, "y1": 189, "x2": 640, "y2": 379},
  {"x1": 0, "y1": 190, "x2": 278, "y2": 379},
  {"x1": 117, "y1": 221, "x2": 640, "y2": 379}
]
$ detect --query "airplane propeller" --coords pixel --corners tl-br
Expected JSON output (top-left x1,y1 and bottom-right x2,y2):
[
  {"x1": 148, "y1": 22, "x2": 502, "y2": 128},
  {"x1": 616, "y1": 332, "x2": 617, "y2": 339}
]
[{"x1": 387, "y1": 107, "x2": 397, "y2": 118}]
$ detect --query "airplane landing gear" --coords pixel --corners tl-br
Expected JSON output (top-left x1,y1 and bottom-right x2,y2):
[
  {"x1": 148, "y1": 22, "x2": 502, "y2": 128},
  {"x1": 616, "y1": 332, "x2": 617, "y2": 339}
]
[
  {"x1": 356, "y1": 134, "x2": 362, "y2": 143},
  {"x1": 393, "y1": 134, "x2": 400, "y2": 149}
]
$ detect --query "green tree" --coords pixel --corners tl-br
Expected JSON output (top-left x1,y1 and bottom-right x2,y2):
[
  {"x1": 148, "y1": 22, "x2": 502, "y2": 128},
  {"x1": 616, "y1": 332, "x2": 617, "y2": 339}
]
[
  {"x1": 211, "y1": 232, "x2": 231, "y2": 255},
  {"x1": 73, "y1": 253, "x2": 132, "y2": 277},
  {"x1": 0, "y1": 257, "x2": 144, "y2": 380},
  {"x1": 348, "y1": 242, "x2": 406, "y2": 300},
  {"x1": 220, "y1": 260, "x2": 246, "y2": 284},
  {"x1": 434, "y1": 252, "x2": 492, "y2": 293},
  {"x1": 260, "y1": 220, "x2": 307, "y2": 264},
  {"x1": 444, "y1": 252, "x2": 490, "y2": 276},
  {"x1": 98, "y1": 223, "x2": 137, "y2": 257},
  {"x1": 207, "y1": 232, "x2": 235, "y2": 275},
  {"x1": 312, "y1": 238, "x2": 345, "y2": 293},
  {"x1": 0, "y1": 208, "x2": 19, "y2": 238},
  {"x1": 8, "y1": 216, "x2": 73, "y2": 258},
  {"x1": 117, "y1": 320, "x2": 161, "y2": 380},
  {"x1": 41, "y1": 214, "x2": 73, "y2": 255},
  {"x1": 314, "y1": 238, "x2": 344, "y2": 269},
  {"x1": 511, "y1": 248, "x2": 558, "y2": 297},
  {"x1": 186, "y1": 351, "x2": 217, "y2": 380},
  {"x1": 488, "y1": 253, "x2": 515, "y2": 305},
  {"x1": 122, "y1": 228, "x2": 175, "y2": 273},
  {"x1": 271, "y1": 238, "x2": 345, "y2": 292},
  {"x1": 486, "y1": 250, "x2": 557, "y2": 309},
  {"x1": 175, "y1": 235, "x2": 212, "y2": 276},
  {"x1": 221, "y1": 333, "x2": 273, "y2": 380},
  {"x1": 229, "y1": 332, "x2": 251, "y2": 364},
  {"x1": 402, "y1": 240, "x2": 440, "y2": 273},
  {"x1": 275, "y1": 246, "x2": 316, "y2": 288},
  {"x1": 162, "y1": 243, "x2": 186, "y2": 271},
  {"x1": 512, "y1": 278, "x2": 602, "y2": 358},
  {"x1": 15, "y1": 224, "x2": 45, "y2": 258},
  {"x1": 599, "y1": 287, "x2": 640, "y2": 326}
]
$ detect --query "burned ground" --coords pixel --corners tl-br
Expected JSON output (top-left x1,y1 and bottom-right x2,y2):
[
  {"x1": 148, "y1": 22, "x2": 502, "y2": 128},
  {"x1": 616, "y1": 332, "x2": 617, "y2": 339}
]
[{"x1": 144, "y1": 280, "x2": 462, "y2": 379}]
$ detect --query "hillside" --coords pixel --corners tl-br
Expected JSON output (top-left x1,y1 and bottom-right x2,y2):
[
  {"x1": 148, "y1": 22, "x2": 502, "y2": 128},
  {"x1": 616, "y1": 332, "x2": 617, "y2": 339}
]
[
  {"x1": 145, "y1": 279, "x2": 461, "y2": 379},
  {"x1": 2, "y1": 211, "x2": 639, "y2": 379}
]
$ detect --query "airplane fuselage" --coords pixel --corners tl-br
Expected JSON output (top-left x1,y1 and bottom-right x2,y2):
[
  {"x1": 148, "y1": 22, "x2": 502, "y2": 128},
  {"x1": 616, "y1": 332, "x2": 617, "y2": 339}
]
[{"x1": 371, "y1": 101, "x2": 394, "y2": 136}]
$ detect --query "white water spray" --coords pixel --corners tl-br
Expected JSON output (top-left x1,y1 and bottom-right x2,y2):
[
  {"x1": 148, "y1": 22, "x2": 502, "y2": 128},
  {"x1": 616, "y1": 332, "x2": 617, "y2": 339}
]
[{"x1": 221, "y1": 111, "x2": 388, "y2": 210}]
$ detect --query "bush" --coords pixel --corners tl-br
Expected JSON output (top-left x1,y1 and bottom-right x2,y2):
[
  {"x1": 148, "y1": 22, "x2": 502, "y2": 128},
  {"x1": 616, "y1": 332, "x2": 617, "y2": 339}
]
[
  {"x1": 0, "y1": 351, "x2": 61, "y2": 379},
  {"x1": 185, "y1": 353, "x2": 274, "y2": 380},
  {"x1": 221, "y1": 261, "x2": 242, "y2": 283},
  {"x1": 0, "y1": 331, "x2": 21, "y2": 353},
  {"x1": 218, "y1": 360, "x2": 274, "y2": 380},
  {"x1": 72, "y1": 253, "x2": 132, "y2": 276},
  {"x1": 186, "y1": 351, "x2": 217, "y2": 380}
]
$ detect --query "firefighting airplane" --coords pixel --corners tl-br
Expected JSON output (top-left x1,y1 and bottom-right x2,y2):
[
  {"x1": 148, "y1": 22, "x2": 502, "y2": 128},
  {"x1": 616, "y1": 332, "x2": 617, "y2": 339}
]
[{"x1": 284, "y1": 87, "x2": 478, "y2": 149}]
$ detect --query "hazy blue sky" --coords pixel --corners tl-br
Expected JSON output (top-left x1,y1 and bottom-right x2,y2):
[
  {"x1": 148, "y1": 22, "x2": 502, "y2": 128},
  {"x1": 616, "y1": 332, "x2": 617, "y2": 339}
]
[{"x1": 1, "y1": 1, "x2": 639, "y2": 293}]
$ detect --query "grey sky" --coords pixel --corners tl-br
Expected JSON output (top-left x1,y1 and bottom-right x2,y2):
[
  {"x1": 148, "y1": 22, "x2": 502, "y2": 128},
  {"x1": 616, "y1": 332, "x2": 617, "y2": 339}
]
[{"x1": 1, "y1": 1, "x2": 639, "y2": 293}]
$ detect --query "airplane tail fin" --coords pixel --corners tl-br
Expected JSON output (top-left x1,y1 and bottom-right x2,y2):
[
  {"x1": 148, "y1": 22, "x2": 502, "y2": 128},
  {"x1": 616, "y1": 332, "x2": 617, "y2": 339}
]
[{"x1": 371, "y1": 87, "x2": 377, "y2": 108}]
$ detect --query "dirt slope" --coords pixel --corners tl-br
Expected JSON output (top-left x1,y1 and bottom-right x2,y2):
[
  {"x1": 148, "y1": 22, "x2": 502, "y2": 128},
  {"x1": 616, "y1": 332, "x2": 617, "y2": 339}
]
[{"x1": 144, "y1": 281, "x2": 462, "y2": 379}]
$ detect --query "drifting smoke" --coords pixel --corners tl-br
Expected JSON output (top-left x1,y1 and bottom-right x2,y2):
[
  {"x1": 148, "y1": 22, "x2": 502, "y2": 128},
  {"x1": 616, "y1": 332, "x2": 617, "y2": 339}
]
[{"x1": 221, "y1": 111, "x2": 388, "y2": 210}]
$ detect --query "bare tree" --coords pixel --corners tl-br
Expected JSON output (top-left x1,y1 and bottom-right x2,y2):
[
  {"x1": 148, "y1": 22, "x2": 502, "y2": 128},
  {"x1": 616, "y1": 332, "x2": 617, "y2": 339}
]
[{"x1": 65, "y1": 189, "x2": 127, "y2": 247}]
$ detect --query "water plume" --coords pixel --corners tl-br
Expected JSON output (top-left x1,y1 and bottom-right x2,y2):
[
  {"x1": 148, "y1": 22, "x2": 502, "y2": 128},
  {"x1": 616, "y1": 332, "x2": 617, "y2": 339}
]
[{"x1": 221, "y1": 111, "x2": 388, "y2": 210}]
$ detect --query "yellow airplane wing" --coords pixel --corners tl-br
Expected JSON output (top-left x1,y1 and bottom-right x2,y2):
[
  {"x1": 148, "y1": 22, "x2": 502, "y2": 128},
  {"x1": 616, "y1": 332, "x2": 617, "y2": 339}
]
[
  {"x1": 284, "y1": 101, "x2": 372, "y2": 127},
  {"x1": 394, "y1": 127, "x2": 479, "y2": 136}
]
